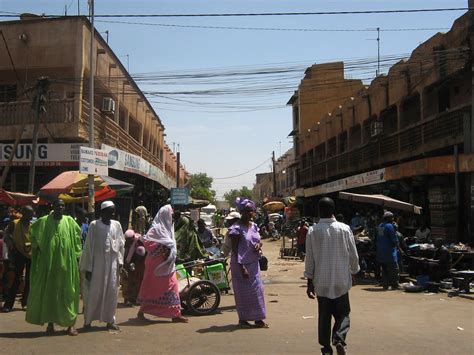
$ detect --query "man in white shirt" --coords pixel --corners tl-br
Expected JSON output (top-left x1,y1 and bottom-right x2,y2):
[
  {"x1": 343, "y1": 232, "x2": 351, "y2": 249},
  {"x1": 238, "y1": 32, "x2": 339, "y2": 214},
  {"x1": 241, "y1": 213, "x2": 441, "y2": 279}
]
[{"x1": 305, "y1": 197, "x2": 360, "y2": 355}]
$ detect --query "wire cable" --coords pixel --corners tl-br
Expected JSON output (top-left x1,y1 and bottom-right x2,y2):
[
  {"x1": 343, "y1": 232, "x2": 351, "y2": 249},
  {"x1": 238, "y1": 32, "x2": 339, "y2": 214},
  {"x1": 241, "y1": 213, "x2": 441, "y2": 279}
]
[
  {"x1": 213, "y1": 159, "x2": 272, "y2": 179},
  {"x1": 0, "y1": 7, "x2": 469, "y2": 18},
  {"x1": 95, "y1": 19, "x2": 450, "y2": 33}
]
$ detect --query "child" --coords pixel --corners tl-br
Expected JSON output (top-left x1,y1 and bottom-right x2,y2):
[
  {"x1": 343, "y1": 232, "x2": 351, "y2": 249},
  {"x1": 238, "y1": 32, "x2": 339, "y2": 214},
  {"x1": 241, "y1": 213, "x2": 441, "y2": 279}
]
[{"x1": 121, "y1": 230, "x2": 146, "y2": 306}]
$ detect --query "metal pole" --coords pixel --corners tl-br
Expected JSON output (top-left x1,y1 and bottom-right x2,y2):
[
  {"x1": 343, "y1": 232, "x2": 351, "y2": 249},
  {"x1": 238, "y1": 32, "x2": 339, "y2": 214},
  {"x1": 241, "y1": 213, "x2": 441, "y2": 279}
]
[
  {"x1": 28, "y1": 77, "x2": 48, "y2": 194},
  {"x1": 87, "y1": 0, "x2": 95, "y2": 214},
  {"x1": 0, "y1": 125, "x2": 25, "y2": 189},
  {"x1": 454, "y1": 145, "x2": 460, "y2": 241},
  {"x1": 377, "y1": 27, "x2": 380, "y2": 76},
  {"x1": 272, "y1": 151, "x2": 277, "y2": 197},
  {"x1": 176, "y1": 151, "x2": 180, "y2": 188}
]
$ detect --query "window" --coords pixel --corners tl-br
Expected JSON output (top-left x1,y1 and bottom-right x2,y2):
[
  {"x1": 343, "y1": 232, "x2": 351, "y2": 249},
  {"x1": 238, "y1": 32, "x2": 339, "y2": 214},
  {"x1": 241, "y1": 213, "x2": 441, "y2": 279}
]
[
  {"x1": 0, "y1": 84, "x2": 17, "y2": 102},
  {"x1": 438, "y1": 86, "x2": 450, "y2": 112}
]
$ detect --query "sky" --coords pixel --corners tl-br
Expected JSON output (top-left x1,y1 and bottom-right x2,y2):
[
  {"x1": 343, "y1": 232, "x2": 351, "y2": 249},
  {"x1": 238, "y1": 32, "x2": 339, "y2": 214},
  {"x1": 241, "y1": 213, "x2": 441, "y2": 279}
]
[{"x1": 0, "y1": 0, "x2": 467, "y2": 199}]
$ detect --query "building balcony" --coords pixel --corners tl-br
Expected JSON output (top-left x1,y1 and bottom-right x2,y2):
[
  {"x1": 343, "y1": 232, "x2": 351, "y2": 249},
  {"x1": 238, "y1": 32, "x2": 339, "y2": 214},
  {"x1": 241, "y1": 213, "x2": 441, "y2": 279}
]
[
  {"x1": 298, "y1": 106, "x2": 468, "y2": 187},
  {"x1": 0, "y1": 98, "x2": 166, "y2": 174}
]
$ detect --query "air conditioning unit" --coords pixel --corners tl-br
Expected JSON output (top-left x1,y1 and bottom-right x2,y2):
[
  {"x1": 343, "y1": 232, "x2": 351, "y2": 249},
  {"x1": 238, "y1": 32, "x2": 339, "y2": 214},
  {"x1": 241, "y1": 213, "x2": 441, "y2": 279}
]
[
  {"x1": 102, "y1": 97, "x2": 115, "y2": 113},
  {"x1": 370, "y1": 121, "x2": 383, "y2": 137}
]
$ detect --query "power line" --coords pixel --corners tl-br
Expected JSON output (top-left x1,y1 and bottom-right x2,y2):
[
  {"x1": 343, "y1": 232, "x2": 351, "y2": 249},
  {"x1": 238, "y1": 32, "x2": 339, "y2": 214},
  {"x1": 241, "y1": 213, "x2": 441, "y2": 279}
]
[
  {"x1": 213, "y1": 159, "x2": 271, "y2": 180},
  {"x1": 0, "y1": 7, "x2": 468, "y2": 18},
  {"x1": 95, "y1": 19, "x2": 450, "y2": 33}
]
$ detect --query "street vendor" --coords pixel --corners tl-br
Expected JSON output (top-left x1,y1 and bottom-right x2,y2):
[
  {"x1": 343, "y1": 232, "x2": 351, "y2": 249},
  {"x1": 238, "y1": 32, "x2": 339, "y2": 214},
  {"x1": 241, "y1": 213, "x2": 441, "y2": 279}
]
[{"x1": 425, "y1": 238, "x2": 452, "y2": 282}]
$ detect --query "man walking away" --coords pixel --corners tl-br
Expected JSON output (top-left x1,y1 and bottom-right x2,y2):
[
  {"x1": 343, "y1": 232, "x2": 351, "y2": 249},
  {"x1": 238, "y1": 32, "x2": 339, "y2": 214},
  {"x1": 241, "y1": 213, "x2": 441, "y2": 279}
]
[
  {"x1": 80, "y1": 201, "x2": 124, "y2": 331},
  {"x1": 3, "y1": 206, "x2": 34, "y2": 312},
  {"x1": 305, "y1": 197, "x2": 360, "y2": 355},
  {"x1": 376, "y1": 211, "x2": 399, "y2": 290},
  {"x1": 296, "y1": 219, "x2": 309, "y2": 260},
  {"x1": 26, "y1": 199, "x2": 82, "y2": 336}
]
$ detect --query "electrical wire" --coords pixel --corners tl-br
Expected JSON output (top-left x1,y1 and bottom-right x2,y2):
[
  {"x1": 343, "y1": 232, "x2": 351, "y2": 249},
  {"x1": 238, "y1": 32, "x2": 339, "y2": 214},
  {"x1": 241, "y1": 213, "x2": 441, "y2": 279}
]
[
  {"x1": 95, "y1": 19, "x2": 450, "y2": 33},
  {"x1": 0, "y1": 7, "x2": 467, "y2": 18},
  {"x1": 213, "y1": 158, "x2": 272, "y2": 179}
]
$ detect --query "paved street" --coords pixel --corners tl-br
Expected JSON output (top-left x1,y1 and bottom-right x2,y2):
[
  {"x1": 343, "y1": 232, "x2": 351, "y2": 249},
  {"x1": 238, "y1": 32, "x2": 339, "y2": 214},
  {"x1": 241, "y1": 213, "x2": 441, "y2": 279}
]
[{"x1": 0, "y1": 239, "x2": 473, "y2": 355}]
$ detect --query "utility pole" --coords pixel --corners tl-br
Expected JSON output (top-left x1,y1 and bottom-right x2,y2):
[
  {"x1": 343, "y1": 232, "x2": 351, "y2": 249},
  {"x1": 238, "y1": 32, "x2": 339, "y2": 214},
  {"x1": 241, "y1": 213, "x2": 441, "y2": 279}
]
[
  {"x1": 272, "y1": 151, "x2": 277, "y2": 197},
  {"x1": 28, "y1": 77, "x2": 49, "y2": 194},
  {"x1": 377, "y1": 27, "x2": 380, "y2": 76},
  {"x1": 87, "y1": 0, "x2": 95, "y2": 214},
  {"x1": 176, "y1": 151, "x2": 180, "y2": 188}
]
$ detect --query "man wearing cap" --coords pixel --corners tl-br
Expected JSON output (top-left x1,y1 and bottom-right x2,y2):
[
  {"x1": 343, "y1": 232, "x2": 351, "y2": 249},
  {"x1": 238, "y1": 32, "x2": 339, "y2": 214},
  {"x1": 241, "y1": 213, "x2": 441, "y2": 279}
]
[
  {"x1": 80, "y1": 201, "x2": 125, "y2": 331},
  {"x1": 376, "y1": 211, "x2": 400, "y2": 290},
  {"x1": 26, "y1": 199, "x2": 82, "y2": 336}
]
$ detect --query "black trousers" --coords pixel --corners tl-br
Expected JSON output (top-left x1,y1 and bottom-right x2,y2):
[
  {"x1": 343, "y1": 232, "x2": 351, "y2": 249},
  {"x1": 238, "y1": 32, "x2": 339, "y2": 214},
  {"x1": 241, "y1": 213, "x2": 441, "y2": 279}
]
[
  {"x1": 317, "y1": 293, "x2": 351, "y2": 353},
  {"x1": 4, "y1": 251, "x2": 30, "y2": 309},
  {"x1": 380, "y1": 262, "x2": 399, "y2": 288}
]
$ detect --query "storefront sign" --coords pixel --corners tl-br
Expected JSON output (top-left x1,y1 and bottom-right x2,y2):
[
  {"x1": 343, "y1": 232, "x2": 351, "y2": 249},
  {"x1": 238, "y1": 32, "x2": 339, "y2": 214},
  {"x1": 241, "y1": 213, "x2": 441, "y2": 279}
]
[
  {"x1": 79, "y1": 146, "x2": 109, "y2": 176},
  {"x1": 0, "y1": 143, "x2": 80, "y2": 167},
  {"x1": 170, "y1": 188, "x2": 189, "y2": 205},
  {"x1": 304, "y1": 168, "x2": 386, "y2": 197},
  {"x1": 102, "y1": 144, "x2": 176, "y2": 188}
]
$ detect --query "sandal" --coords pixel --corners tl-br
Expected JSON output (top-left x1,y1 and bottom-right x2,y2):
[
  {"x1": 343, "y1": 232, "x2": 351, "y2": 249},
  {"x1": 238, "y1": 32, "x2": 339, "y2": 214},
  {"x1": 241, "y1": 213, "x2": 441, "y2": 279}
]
[
  {"x1": 46, "y1": 323, "x2": 55, "y2": 334},
  {"x1": 255, "y1": 320, "x2": 269, "y2": 328},
  {"x1": 67, "y1": 327, "x2": 79, "y2": 336},
  {"x1": 137, "y1": 312, "x2": 149, "y2": 321},
  {"x1": 238, "y1": 321, "x2": 253, "y2": 328}
]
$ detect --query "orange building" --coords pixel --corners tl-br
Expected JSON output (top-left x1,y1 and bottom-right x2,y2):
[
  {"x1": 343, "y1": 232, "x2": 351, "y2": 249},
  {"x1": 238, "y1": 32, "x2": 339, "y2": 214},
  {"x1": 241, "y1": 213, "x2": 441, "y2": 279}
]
[
  {"x1": 0, "y1": 15, "x2": 188, "y2": 219},
  {"x1": 288, "y1": 12, "x2": 474, "y2": 243}
]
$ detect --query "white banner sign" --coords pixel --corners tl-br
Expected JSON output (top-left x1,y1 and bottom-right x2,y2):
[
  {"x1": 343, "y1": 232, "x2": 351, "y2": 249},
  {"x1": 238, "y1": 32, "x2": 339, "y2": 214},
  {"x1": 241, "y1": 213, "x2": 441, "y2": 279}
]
[
  {"x1": 0, "y1": 143, "x2": 80, "y2": 167},
  {"x1": 304, "y1": 168, "x2": 386, "y2": 197},
  {"x1": 102, "y1": 144, "x2": 176, "y2": 188},
  {"x1": 79, "y1": 146, "x2": 109, "y2": 176}
]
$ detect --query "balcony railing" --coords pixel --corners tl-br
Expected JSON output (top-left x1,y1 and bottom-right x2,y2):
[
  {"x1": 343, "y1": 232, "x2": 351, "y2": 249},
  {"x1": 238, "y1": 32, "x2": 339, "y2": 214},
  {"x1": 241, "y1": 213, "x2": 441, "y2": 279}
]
[
  {"x1": 298, "y1": 106, "x2": 468, "y2": 187},
  {"x1": 80, "y1": 100, "x2": 164, "y2": 170},
  {"x1": 0, "y1": 98, "x2": 76, "y2": 125},
  {"x1": 0, "y1": 98, "x2": 169, "y2": 176}
]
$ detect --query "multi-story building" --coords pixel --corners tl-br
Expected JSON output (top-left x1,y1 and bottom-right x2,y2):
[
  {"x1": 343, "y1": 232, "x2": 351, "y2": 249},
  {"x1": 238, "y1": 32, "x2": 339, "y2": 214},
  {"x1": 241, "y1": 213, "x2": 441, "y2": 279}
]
[
  {"x1": 289, "y1": 11, "x2": 474, "y2": 243},
  {"x1": 274, "y1": 148, "x2": 297, "y2": 197},
  {"x1": 253, "y1": 172, "x2": 273, "y2": 203},
  {"x1": 0, "y1": 14, "x2": 188, "y2": 200}
]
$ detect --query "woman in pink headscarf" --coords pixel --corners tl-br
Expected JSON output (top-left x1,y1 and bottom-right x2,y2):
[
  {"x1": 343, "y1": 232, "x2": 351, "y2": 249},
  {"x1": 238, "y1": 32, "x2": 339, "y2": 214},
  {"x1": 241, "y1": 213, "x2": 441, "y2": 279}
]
[{"x1": 136, "y1": 205, "x2": 188, "y2": 322}]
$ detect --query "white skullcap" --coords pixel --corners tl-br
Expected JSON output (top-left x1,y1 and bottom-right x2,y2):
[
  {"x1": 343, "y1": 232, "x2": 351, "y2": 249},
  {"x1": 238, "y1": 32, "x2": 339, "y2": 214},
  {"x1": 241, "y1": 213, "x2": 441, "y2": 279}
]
[
  {"x1": 101, "y1": 201, "x2": 115, "y2": 210},
  {"x1": 383, "y1": 211, "x2": 394, "y2": 218}
]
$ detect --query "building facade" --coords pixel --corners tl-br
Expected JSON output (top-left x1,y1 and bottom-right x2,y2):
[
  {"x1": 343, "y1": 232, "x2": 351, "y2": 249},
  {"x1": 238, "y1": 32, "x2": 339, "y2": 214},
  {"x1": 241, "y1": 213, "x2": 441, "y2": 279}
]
[
  {"x1": 289, "y1": 12, "x2": 474, "y2": 243},
  {"x1": 0, "y1": 15, "x2": 188, "y2": 198}
]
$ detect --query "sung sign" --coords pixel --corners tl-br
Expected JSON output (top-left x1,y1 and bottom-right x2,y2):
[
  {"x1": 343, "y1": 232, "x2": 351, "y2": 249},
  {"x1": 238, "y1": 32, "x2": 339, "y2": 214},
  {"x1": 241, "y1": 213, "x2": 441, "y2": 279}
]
[{"x1": 79, "y1": 146, "x2": 109, "y2": 176}]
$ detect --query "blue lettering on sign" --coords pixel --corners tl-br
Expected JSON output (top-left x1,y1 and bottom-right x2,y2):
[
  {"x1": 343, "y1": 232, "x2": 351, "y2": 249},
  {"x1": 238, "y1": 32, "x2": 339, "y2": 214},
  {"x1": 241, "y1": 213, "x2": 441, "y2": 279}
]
[{"x1": 125, "y1": 154, "x2": 140, "y2": 169}]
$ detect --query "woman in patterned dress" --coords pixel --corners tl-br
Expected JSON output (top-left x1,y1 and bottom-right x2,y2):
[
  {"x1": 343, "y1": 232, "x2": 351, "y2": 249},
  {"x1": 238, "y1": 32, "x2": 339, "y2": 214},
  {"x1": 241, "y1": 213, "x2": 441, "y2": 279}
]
[{"x1": 136, "y1": 205, "x2": 188, "y2": 323}]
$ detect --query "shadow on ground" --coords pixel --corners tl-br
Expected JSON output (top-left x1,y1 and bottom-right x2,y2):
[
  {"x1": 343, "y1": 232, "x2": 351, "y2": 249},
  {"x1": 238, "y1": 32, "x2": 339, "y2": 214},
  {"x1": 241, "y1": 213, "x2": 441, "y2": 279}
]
[
  {"x1": 362, "y1": 287, "x2": 389, "y2": 292},
  {"x1": 0, "y1": 330, "x2": 66, "y2": 339},
  {"x1": 118, "y1": 317, "x2": 171, "y2": 327},
  {"x1": 196, "y1": 324, "x2": 246, "y2": 333}
]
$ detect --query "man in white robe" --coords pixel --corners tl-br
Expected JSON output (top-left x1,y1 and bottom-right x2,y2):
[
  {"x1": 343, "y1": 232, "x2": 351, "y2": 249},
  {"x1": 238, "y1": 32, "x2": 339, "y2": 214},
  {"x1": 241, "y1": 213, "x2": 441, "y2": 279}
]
[{"x1": 80, "y1": 201, "x2": 124, "y2": 331}]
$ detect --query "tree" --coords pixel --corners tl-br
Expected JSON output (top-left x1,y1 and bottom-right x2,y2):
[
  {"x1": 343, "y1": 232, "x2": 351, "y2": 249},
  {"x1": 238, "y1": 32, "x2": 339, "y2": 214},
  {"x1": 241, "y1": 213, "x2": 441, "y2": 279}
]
[
  {"x1": 223, "y1": 186, "x2": 254, "y2": 206},
  {"x1": 188, "y1": 173, "x2": 216, "y2": 203}
]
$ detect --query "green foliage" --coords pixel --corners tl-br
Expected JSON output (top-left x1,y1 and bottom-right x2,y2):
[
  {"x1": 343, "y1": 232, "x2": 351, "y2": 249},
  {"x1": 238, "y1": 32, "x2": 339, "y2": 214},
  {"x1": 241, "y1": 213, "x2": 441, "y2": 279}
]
[
  {"x1": 188, "y1": 173, "x2": 216, "y2": 203},
  {"x1": 223, "y1": 186, "x2": 254, "y2": 206}
]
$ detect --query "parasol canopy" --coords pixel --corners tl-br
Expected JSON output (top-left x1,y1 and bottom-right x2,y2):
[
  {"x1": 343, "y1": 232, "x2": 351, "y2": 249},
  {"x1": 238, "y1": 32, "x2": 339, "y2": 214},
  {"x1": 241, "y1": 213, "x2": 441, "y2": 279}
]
[
  {"x1": 338, "y1": 192, "x2": 422, "y2": 214},
  {"x1": 0, "y1": 189, "x2": 44, "y2": 206},
  {"x1": 263, "y1": 200, "x2": 285, "y2": 212},
  {"x1": 39, "y1": 171, "x2": 133, "y2": 202}
]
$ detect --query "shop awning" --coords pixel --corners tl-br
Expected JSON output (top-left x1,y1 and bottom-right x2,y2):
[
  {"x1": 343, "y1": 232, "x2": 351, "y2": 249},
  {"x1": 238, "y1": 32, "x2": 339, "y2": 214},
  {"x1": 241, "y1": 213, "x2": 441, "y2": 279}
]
[{"x1": 338, "y1": 192, "x2": 422, "y2": 214}]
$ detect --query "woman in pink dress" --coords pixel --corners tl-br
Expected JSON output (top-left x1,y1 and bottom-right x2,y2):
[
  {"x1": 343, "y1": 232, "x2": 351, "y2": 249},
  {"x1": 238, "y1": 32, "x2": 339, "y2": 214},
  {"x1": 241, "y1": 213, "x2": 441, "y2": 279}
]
[{"x1": 136, "y1": 205, "x2": 188, "y2": 323}]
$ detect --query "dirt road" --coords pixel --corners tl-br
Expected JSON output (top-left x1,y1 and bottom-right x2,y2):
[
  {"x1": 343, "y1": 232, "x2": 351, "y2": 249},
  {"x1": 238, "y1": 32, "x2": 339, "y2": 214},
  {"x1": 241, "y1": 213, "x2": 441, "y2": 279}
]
[{"x1": 0, "y1": 238, "x2": 472, "y2": 354}]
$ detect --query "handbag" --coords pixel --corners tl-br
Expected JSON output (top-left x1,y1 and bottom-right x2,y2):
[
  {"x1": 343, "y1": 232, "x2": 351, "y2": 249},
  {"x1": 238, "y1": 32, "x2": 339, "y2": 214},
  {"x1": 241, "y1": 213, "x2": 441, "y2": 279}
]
[{"x1": 259, "y1": 255, "x2": 268, "y2": 271}]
